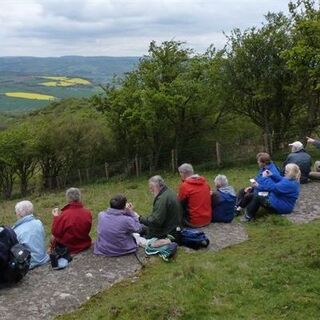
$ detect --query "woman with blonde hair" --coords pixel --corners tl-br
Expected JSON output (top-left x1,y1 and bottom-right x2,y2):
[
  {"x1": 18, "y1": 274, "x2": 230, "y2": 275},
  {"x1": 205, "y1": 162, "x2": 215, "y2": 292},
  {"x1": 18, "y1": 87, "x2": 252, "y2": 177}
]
[{"x1": 242, "y1": 163, "x2": 301, "y2": 222}]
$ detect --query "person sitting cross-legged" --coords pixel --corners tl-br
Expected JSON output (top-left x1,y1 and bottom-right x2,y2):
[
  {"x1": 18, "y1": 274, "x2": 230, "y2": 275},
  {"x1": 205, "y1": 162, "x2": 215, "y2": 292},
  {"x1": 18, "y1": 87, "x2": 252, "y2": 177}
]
[
  {"x1": 242, "y1": 163, "x2": 301, "y2": 222},
  {"x1": 94, "y1": 194, "x2": 142, "y2": 257},
  {"x1": 211, "y1": 175, "x2": 236, "y2": 223}
]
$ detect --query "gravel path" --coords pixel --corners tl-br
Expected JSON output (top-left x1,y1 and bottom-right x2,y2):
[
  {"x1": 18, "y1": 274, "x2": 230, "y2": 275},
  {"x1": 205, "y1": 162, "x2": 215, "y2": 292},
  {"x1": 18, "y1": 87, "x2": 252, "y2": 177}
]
[
  {"x1": 287, "y1": 181, "x2": 320, "y2": 224},
  {"x1": 0, "y1": 222, "x2": 247, "y2": 320}
]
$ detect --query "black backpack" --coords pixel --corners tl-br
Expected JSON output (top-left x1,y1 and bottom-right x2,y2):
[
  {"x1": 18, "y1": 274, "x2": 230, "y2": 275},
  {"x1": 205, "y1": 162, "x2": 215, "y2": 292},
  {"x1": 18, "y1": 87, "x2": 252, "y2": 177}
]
[
  {"x1": 9, "y1": 243, "x2": 31, "y2": 282},
  {"x1": 0, "y1": 226, "x2": 31, "y2": 284}
]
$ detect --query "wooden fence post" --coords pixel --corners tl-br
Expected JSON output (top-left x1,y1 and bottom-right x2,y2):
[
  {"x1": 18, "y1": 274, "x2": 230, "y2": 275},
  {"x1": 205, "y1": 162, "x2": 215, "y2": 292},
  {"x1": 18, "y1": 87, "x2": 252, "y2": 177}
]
[
  {"x1": 216, "y1": 142, "x2": 222, "y2": 167},
  {"x1": 135, "y1": 154, "x2": 139, "y2": 177},
  {"x1": 171, "y1": 149, "x2": 176, "y2": 172},
  {"x1": 78, "y1": 169, "x2": 82, "y2": 185},
  {"x1": 105, "y1": 162, "x2": 109, "y2": 180}
]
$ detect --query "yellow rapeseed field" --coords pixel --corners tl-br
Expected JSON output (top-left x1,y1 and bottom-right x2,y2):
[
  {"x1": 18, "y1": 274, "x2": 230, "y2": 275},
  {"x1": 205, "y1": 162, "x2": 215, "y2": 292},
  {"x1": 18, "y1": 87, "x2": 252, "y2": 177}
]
[
  {"x1": 5, "y1": 92, "x2": 55, "y2": 100},
  {"x1": 39, "y1": 76, "x2": 91, "y2": 87}
]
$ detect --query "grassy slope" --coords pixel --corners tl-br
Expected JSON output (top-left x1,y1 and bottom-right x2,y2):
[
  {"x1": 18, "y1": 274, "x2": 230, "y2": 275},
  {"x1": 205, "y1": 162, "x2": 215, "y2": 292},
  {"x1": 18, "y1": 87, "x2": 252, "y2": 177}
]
[
  {"x1": 1, "y1": 165, "x2": 319, "y2": 319},
  {"x1": 57, "y1": 219, "x2": 320, "y2": 320}
]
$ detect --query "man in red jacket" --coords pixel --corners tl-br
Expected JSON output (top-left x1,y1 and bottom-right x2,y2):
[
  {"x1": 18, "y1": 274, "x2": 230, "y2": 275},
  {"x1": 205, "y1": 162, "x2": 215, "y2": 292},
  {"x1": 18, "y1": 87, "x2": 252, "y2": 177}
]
[
  {"x1": 177, "y1": 163, "x2": 211, "y2": 227},
  {"x1": 51, "y1": 187, "x2": 92, "y2": 254}
]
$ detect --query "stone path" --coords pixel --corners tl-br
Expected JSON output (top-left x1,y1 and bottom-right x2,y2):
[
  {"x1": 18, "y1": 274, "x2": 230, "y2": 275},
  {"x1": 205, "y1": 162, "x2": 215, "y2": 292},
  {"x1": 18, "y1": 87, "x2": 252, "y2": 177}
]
[
  {"x1": 288, "y1": 181, "x2": 320, "y2": 224},
  {"x1": 0, "y1": 222, "x2": 247, "y2": 320}
]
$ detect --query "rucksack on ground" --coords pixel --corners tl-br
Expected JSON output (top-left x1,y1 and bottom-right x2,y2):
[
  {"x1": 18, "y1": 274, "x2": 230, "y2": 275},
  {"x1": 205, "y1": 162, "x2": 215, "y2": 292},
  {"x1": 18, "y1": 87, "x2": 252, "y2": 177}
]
[
  {"x1": 9, "y1": 243, "x2": 31, "y2": 282},
  {"x1": 180, "y1": 228, "x2": 210, "y2": 250},
  {"x1": 0, "y1": 226, "x2": 31, "y2": 285},
  {"x1": 145, "y1": 238, "x2": 178, "y2": 261}
]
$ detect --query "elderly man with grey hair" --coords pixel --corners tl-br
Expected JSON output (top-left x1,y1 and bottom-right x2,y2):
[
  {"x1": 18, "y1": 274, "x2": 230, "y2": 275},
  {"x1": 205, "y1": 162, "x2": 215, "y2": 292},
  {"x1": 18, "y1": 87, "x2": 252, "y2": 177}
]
[
  {"x1": 211, "y1": 175, "x2": 236, "y2": 223},
  {"x1": 283, "y1": 141, "x2": 311, "y2": 184},
  {"x1": 51, "y1": 187, "x2": 92, "y2": 254},
  {"x1": 12, "y1": 200, "x2": 49, "y2": 269},
  {"x1": 137, "y1": 175, "x2": 181, "y2": 239},
  {"x1": 177, "y1": 163, "x2": 211, "y2": 227}
]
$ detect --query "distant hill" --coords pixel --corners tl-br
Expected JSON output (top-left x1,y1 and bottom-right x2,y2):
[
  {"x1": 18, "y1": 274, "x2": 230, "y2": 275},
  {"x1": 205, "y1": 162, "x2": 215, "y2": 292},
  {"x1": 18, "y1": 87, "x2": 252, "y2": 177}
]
[
  {"x1": 0, "y1": 56, "x2": 139, "y2": 83},
  {"x1": 0, "y1": 56, "x2": 139, "y2": 112}
]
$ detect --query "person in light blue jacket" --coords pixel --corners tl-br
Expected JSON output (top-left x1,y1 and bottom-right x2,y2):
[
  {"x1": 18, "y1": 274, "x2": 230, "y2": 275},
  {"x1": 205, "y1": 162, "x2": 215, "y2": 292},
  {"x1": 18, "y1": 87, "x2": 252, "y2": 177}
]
[
  {"x1": 242, "y1": 163, "x2": 301, "y2": 222},
  {"x1": 12, "y1": 200, "x2": 49, "y2": 269}
]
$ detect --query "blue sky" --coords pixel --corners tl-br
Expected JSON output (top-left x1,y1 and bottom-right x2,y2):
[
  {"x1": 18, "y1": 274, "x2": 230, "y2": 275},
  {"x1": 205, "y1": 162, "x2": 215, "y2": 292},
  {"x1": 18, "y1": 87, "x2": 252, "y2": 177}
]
[{"x1": 0, "y1": 0, "x2": 290, "y2": 57}]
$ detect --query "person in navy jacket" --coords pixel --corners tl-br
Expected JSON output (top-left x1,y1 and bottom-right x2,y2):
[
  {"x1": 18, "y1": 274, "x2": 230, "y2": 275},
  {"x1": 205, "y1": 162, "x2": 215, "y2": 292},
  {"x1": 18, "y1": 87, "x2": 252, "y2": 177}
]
[
  {"x1": 211, "y1": 175, "x2": 236, "y2": 223},
  {"x1": 242, "y1": 163, "x2": 301, "y2": 221}
]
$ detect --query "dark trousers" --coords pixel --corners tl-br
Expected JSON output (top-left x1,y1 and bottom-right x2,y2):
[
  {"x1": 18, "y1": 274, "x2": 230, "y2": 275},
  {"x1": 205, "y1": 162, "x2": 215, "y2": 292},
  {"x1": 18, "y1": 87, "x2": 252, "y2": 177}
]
[
  {"x1": 246, "y1": 194, "x2": 272, "y2": 218},
  {"x1": 236, "y1": 188, "x2": 254, "y2": 208}
]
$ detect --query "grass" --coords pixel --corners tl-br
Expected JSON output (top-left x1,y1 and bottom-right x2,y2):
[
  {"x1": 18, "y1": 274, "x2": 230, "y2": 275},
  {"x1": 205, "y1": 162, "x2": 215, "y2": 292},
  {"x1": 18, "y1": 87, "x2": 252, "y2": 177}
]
[
  {"x1": 1, "y1": 165, "x2": 319, "y2": 319},
  {"x1": 4, "y1": 92, "x2": 55, "y2": 100},
  {"x1": 57, "y1": 219, "x2": 320, "y2": 320}
]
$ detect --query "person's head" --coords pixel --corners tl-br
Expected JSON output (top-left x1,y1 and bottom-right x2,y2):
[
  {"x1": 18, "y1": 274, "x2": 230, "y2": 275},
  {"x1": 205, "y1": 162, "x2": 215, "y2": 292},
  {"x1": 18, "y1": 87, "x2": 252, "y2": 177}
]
[
  {"x1": 289, "y1": 141, "x2": 303, "y2": 153},
  {"x1": 66, "y1": 187, "x2": 81, "y2": 203},
  {"x1": 110, "y1": 194, "x2": 127, "y2": 210},
  {"x1": 256, "y1": 152, "x2": 271, "y2": 168},
  {"x1": 214, "y1": 174, "x2": 229, "y2": 189},
  {"x1": 148, "y1": 175, "x2": 166, "y2": 196},
  {"x1": 15, "y1": 200, "x2": 34, "y2": 218},
  {"x1": 284, "y1": 163, "x2": 301, "y2": 181},
  {"x1": 178, "y1": 163, "x2": 194, "y2": 180}
]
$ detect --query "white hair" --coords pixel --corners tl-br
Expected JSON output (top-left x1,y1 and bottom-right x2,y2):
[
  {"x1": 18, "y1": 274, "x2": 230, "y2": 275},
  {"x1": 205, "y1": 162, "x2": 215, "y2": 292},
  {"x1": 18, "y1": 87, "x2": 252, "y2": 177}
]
[
  {"x1": 285, "y1": 163, "x2": 301, "y2": 181},
  {"x1": 66, "y1": 187, "x2": 81, "y2": 202},
  {"x1": 148, "y1": 175, "x2": 166, "y2": 189},
  {"x1": 15, "y1": 200, "x2": 34, "y2": 217},
  {"x1": 214, "y1": 174, "x2": 228, "y2": 188},
  {"x1": 178, "y1": 163, "x2": 194, "y2": 175}
]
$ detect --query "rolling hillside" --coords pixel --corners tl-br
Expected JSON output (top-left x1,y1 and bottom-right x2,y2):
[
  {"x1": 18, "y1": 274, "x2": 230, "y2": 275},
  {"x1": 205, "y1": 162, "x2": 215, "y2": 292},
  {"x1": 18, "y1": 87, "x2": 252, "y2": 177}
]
[{"x1": 0, "y1": 56, "x2": 139, "y2": 112}]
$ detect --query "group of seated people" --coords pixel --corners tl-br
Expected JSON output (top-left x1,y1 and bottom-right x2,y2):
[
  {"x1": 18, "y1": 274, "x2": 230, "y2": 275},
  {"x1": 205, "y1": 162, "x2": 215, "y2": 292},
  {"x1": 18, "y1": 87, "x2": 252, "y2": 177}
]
[{"x1": 0, "y1": 137, "x2": 319, "y2": 285}]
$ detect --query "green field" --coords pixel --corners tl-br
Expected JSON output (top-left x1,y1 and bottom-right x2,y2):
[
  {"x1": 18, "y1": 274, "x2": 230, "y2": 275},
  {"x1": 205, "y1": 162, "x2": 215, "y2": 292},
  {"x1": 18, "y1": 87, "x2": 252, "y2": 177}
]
[{"x1": 0, "y1": 74, "x2": 102, "y2": 112}]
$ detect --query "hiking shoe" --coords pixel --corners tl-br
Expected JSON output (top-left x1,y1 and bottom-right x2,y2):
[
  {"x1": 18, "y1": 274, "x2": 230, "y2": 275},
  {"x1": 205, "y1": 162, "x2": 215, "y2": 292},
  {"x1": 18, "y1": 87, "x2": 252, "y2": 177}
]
[
  {"x1": 234, "y1": 206, "x2": 242, "y2": 216},
  {"x1": 240, "y1": 213, "x2": 253, "y2": 222}
]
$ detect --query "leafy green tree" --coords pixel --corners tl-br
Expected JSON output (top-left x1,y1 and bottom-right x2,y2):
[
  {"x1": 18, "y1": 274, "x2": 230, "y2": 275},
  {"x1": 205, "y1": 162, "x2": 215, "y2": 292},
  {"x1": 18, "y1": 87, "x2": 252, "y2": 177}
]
[
  {"x1": 0, "y1": 123, "x2": 38, "y2": 196},
  {"x1": 283, "y1": 0, "x2": 320, "y2": 135},
  {"x1": 224, "y1": 13, "x2": 296, "y2": 150},
  {"x1": 94, "y1": 40, "x2": 222, "y2": 169}
]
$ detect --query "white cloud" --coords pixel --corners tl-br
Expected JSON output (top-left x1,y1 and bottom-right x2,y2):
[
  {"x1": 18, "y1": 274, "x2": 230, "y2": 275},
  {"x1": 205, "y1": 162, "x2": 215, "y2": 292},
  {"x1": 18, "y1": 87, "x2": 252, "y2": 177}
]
[{"x1": 0, "y1": 0, "x2": 290, "y2": 56}]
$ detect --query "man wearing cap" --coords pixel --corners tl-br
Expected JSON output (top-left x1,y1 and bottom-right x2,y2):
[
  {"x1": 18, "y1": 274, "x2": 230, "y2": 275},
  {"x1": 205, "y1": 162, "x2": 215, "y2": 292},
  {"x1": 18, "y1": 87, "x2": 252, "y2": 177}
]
[{"x1": 283, "y1": 141, "x2": 311, "y2": 184}]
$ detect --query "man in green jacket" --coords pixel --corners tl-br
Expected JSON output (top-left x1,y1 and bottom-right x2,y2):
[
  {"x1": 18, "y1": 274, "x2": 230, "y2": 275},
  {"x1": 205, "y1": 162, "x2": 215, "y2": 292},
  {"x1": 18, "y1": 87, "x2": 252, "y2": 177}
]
[{"x1": 139, "y1": 175, "x2": 181, "y2": 239}]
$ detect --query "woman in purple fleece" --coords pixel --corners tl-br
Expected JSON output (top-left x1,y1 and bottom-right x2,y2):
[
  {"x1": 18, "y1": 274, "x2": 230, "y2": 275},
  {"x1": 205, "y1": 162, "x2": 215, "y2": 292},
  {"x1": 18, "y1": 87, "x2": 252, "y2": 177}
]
[{"x1": 94, "y1": 194, "x2": 142, "y2": 256}]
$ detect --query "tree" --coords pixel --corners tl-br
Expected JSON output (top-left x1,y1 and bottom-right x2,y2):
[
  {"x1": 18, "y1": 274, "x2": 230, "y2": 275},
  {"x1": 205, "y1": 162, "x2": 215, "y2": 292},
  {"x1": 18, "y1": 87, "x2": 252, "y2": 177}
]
[
  {"x1": 224, "y1": 13, "x2": 296, "y2": 151},
  {"x1": 283, "y1": 0, "x2": 320, "y2": 135},
  {"x1": 93, "y1": 40, "x2": 221, "y2": 169},
  {"x1": 0, "y1": 123, "x2": 38, "y2": 196}
]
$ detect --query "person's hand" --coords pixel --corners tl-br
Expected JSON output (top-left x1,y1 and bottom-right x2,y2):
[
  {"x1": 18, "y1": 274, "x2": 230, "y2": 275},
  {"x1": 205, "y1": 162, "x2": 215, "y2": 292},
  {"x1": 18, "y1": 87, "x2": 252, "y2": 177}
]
[
  {"x1": 306, "y1": 136, "x2": 315, "y2": 144},
  {"x1": 52, "y1": 207, "x2": 60, "y2": 217},
  {"x1": 125, "y1": 202, "x2": 134, "y2": 213},
  {"x1": 262, "y1": 169, "x2": 271, "y2": 177},
  {"x1": 132, "y1": 211, "x2": 140, "y2": 219},
  {"x1": 244, "y1": 186, "x2": 252, "y2": 193},
  {"x1": 251, "y1": 181, "x2": 259, "y2": 188}
]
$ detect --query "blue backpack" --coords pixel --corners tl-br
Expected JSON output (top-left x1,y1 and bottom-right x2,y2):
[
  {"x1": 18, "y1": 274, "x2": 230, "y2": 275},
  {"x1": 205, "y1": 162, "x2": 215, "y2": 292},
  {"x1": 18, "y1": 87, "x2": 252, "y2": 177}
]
[{"x1": 180, "y1": 228, "x2": 210, "y2": 250}]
